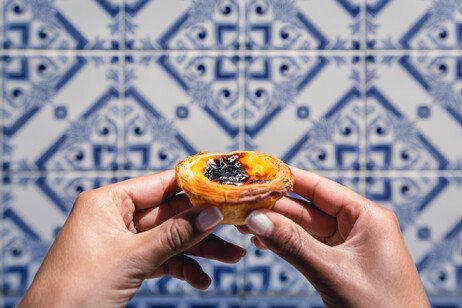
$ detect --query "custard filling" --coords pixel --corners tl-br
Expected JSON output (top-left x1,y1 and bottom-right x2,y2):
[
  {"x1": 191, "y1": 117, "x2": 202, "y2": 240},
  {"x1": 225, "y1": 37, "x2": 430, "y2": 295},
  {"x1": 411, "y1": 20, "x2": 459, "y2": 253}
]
[{"x1": 195, "y1": 153, "x2": 276, "y2": 186}]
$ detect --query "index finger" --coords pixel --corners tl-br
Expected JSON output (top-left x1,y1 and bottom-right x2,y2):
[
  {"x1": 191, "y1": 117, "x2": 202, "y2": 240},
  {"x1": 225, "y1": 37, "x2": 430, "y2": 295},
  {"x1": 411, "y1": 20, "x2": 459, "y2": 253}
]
[
  {"x1": 114, "y1": 169, "x2": 180, "y2": 209},
  {"x1": 290, "y1": 166, "x2": 369, "y2": 218}
]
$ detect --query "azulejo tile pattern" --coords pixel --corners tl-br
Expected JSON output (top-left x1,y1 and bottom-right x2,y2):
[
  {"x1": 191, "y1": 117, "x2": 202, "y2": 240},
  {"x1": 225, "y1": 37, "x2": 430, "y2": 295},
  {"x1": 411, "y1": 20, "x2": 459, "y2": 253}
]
[
  {"x1": 123, "y1": 53, "x2": 242, "y2": 170},
  {"x1": 244, "y1": 54, "x2": 363, "y2": 170},
  {"x1": 246, "y1": 0, "x2": 362, "y2": 50},
  {"x1": 2, "y1": 0, "x2": 122, "y2": 49},
  {"x1": 2, "y1": 55, "x2": 121, "y2": 171},
  {"x1": 366, "y1": 54, "x2": 462, "y2": 170},
  {"x1": 2, "y1": 0, "x2": 462, "y2": 307},
  {"x1": 125, "y1": 0, "x2": 243, "y2": 49},
  {"x1": 366, "y1": 0, "x2": 462, "y2": 49}
]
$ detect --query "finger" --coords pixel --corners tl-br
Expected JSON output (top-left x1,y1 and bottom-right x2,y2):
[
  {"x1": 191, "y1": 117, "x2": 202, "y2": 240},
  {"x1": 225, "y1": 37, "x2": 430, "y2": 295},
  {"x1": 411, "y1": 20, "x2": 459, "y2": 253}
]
[
  {"x1": 251, "y1": 236, "x2": 268, "y2": 250},
  {"x1": 150, "y1": 254, "x2": 211, "y2": 290},
  {"x1": 245, "y1": 209, "x2": 335, "y2": 285},
  {"x1": 135, "y1": 206, "x2": 224, "y2": 271},
  {"x1": 114, "y1": 170, "x2": 180, "y2": 210},
  {"x1": 272, "y1": 196, "x2": 337, "y2": 238},
  {"x1": 185, "y1": 234, "x2": 246, "y2": 264},
  {"x1": 290, "y1": 167, "x2": 369, "y2": 234},
  {"x1": 134, "y1": 194, "x2": 193, "y2": 232},
  {"x1": 236, "y1": 225, "x2": 251, "y2": 234},
  {"x1": 238, "y1": 196, "x2": 337, "y2": 238}
]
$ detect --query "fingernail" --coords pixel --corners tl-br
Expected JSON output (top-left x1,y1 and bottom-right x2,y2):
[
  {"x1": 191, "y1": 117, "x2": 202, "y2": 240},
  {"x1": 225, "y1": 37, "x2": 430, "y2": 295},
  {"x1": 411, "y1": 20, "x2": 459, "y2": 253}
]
[
  {"x1": 239, "y1": 248, "x2": 247, "y2": 259},
  {"x1": 196, "y1": 207, "x2": 224, "y2": 231},
  {"x1": 245, "y1": 211, "x2": 273, "y2": 237}
]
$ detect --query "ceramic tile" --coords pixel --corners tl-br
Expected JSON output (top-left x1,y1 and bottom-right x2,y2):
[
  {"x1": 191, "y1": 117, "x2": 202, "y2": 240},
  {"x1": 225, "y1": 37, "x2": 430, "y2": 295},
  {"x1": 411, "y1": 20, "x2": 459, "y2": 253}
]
[
  {"x1": 428, "y1": 297, "x2": 462, "y2": 307},
  {"x1": 244, "y1": 297, "x2": 324, "y2": 308},
  {"x1": 1, "y1": 54, "x2": 121, "y2": 171},
  {"x1": 245, "y1": 296, "x2": 462, "y2": 308},
  {"x1": 1, "y1": 174, "x2": 118, "y2": 295},
  {"x1": 127, "y1": 295, "x2": 242, "y2": 308},
  {"x1": 124, "y1": 0, "x2": 243, "y2": 50},
  {"x1": 123, "y1": 53, "x2": 243, "y2": 170},
  {"x1": 366, "y1": 0, "x2": 462, "y2": 49},
  {"x1": 2, "y1": 0, "x2": 122, "y2": 49},
  {"x1": 365, "y1": 175, "x2": 462, "y2": 294},
  {"x1": 1, "y1": 297, "x2": 22, "y2": 308},
  {"x1": 244, "y1": 54, "x2": 364, "y2": 170},
  {"x1": 246, "y1": 0, "x2": 363, "y2": 50},
  {"x1": 366, "y1": 54, "x2": 462, "y2": 170},
  {"x1": 0, "y1": 1, "x2": 4, "y2": 50}
]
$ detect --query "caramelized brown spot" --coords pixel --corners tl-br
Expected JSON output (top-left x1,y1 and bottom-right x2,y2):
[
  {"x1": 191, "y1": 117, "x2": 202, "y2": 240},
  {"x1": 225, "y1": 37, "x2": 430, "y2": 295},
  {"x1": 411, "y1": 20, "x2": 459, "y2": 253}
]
[
  {"x1": 203, "y1": 154, "x2": 271, "y2": 186},
  {"x1": 204, "y1": 154, "x2": 248, "y2": 185}
]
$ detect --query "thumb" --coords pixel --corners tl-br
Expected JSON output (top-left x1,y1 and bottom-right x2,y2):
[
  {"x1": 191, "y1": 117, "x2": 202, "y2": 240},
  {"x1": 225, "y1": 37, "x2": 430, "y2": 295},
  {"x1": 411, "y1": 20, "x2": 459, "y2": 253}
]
[
  {"x1": 245, "y1": 209, "x2": 334, "y2": 284},
  {"x1": 135, "y1": 206, "x2": 224, "y2": 271}
]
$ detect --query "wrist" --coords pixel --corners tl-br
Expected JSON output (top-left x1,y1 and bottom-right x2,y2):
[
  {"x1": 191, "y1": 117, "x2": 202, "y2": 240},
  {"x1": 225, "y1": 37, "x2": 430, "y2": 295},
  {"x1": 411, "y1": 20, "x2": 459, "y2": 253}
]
[{"x1": 19, "y1": 268, "x2": 87, "y2": 308}]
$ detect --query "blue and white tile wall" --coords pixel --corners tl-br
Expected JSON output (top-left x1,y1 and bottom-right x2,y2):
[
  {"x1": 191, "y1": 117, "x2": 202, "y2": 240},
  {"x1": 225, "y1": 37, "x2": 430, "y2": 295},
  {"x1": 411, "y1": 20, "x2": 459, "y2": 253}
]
[{"x1": 1, "y1": 0, "x2": 462, "y2": 307}]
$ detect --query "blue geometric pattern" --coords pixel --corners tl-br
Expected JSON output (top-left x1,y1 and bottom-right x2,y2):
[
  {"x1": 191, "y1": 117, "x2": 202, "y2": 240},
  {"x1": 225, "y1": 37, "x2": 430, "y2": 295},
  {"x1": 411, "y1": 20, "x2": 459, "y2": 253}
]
[
  {"x1": 2, "y1": 55, "x2": 87, "y2": 136},
  {"x1": 2, "y1": 0, "x2": 462, "y2": 307},
  {"x1": 366, "y1": 55, "x2": 462, "y2": 169},
  {"x1": 156, "y1": 54, "x2": 241, "y2": 137},
  {"x1": 123, "y1": 86, "x2": 198, "y2": 170},
  {"x1": 244, "y1": 55, "x2": 363, "y2": 170},
  {"x1": 2, "y1": 55, "x2": 121, "y2": 171},
  {"x1": 2, "y1": 0, "x2": 122, "y2": 49},
  {"x1": 123, "y1": 53, "x2": 241, "y2": 165},
  {"x1": 366, "y1": 0, "x2": 462, "y2": 49},
  {"x1": 246, "y1": 0, "x2": 362, "y2": 49},
  {"x1": 125, "y1": 0, "x2": 242, "y2": 49}
]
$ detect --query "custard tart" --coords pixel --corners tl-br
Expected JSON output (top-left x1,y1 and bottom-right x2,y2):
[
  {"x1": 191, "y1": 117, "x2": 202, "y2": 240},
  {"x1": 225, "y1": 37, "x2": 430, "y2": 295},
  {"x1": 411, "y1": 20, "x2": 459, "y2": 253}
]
[{"x1": 175, "y1": 151, "x2": 294, "y2": 225}]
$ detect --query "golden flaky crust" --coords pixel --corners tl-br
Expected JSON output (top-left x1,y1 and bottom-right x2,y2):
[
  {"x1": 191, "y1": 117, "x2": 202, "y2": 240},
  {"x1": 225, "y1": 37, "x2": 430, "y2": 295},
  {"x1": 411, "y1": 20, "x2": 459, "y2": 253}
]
[{"x1": 175, "y1": 151, "x2": 294, "y2": 225}]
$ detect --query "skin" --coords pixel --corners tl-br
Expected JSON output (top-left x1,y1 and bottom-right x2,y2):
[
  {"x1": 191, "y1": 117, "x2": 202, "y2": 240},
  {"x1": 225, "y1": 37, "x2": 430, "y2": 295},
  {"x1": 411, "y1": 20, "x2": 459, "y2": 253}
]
[
  {"x1": 240, "y1": 166, "x2": 430, "y2": 308},
  {"x1": 19, "y1": 170, "x2": 245, "y2": 308},
  {"x1": 19, "y1": 167, "x2": 430, "y2": 307}
]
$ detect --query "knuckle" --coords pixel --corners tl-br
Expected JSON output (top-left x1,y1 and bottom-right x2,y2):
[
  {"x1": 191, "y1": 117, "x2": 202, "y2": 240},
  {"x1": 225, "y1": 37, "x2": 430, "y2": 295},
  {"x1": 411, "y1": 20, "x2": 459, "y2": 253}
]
[
  {"x1": 72, "y1": 190, "x2": 93, "y2": 209},
  {"x1": 165, "y1": 222, "x2": 193, "y2": 253},
  {"x1": 372, "y1": 206, "x2": 401, "y2": 232},
  {"x1": 378, "y1": 206, "x2": 398, "y2": 222},
  {"x1": 275, "y1": 226, "x2": 303, "y2": 261},
  {"x1": 383, "y1": 207, "x2": 400, "y2": 228},
  {"x1": 73, "y1": 188, "x2": 107, "y2": 210},
  {"x1": 75, "y1": 190, "x2": 90, "y2": 202}
]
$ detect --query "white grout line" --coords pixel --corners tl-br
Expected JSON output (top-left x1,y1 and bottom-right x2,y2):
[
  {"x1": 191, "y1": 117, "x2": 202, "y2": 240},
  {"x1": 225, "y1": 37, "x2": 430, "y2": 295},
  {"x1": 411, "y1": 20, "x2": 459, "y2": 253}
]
[
  {"x1": 360, "y1": 0, "x2": 368, "y2": 197},
  {"x1": 1, "y1": 48, "x2": 462, "y2": 56},
  {"x1": 2, "y1": 168, "x2": 462, "y2": 178},
  {"x1": 119, "y1": 0, "x2": 127, "y2": 172}
]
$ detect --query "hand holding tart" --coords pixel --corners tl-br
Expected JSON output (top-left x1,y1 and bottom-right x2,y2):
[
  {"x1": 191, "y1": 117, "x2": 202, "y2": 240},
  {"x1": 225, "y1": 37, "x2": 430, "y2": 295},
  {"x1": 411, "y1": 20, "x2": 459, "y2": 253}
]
[{"x1": 175, "y1": 151, "x2": 294, "y2": 225}]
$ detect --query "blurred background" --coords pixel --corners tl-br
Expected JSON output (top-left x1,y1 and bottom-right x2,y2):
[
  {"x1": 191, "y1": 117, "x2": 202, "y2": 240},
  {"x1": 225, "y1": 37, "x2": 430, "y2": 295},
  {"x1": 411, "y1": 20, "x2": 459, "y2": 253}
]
[{"x1": 1, "y1": 0, "x2": 462, "y2": 306}]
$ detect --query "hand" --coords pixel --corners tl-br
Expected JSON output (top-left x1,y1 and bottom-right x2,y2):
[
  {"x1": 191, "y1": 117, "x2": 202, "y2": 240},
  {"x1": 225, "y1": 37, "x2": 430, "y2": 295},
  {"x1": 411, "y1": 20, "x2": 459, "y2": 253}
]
[
  {"x1": 240, "y1": 167, "x2": 430, "y2": 308},
  {"x1": 19, "y1": 170, "x2": 246, "y2": 308}
]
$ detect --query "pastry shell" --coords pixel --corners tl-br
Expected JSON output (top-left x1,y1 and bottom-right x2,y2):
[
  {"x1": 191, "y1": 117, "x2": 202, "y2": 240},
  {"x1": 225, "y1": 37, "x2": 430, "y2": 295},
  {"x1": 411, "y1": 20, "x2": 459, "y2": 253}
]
[{"x1": 175, "y1": 151, "x2": 294, "y2": 225}]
